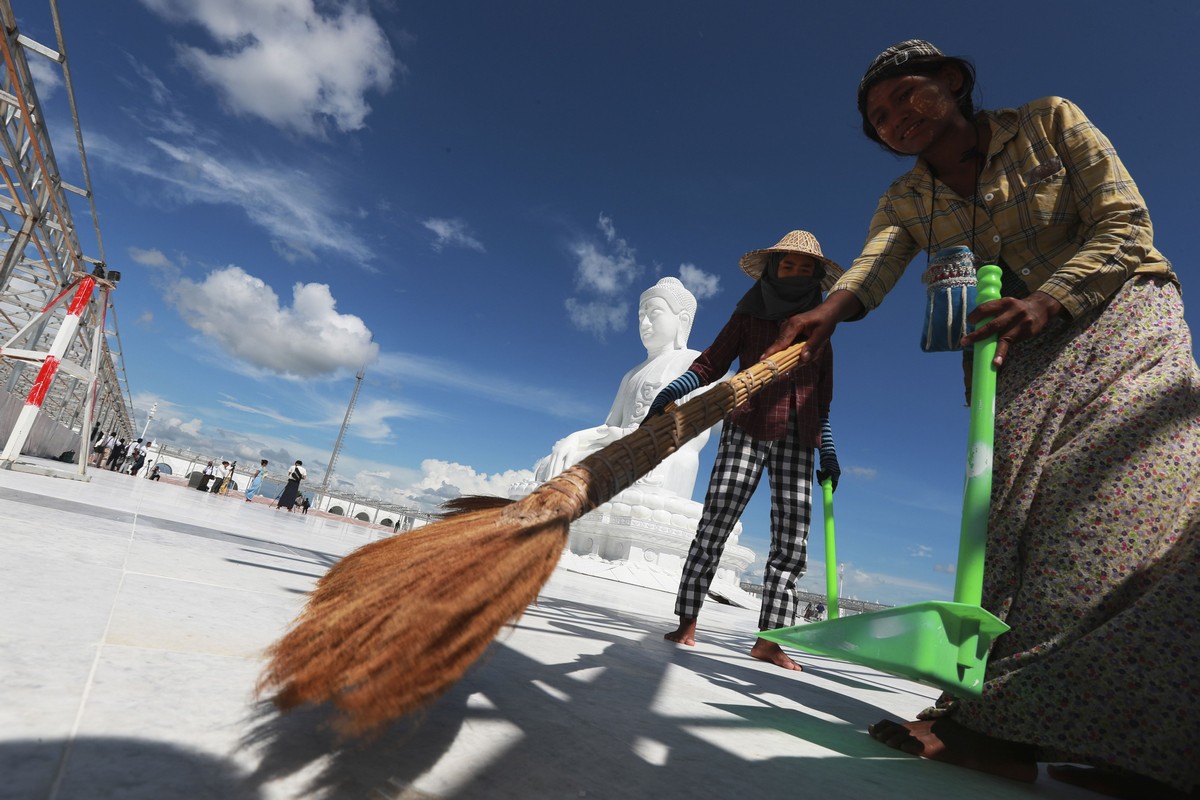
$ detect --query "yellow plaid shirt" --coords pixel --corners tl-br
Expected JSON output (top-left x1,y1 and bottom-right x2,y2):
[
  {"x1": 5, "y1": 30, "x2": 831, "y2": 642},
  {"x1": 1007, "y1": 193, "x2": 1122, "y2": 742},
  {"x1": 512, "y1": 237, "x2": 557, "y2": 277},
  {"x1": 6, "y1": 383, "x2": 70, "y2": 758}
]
[{"x1": 832, "y1": 96, "x2": 1176, "y2": 320}]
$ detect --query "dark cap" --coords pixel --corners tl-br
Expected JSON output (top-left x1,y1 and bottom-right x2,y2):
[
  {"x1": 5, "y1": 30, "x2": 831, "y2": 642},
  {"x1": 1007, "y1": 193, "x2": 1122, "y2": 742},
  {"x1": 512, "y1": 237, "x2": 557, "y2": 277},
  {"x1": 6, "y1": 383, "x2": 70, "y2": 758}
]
[
  {"x1": 859, "y1": 39, "x2": 947, "y2": 99},
  {"x1": 856, "y1": 39, "x2": 975, "y2": 145}
]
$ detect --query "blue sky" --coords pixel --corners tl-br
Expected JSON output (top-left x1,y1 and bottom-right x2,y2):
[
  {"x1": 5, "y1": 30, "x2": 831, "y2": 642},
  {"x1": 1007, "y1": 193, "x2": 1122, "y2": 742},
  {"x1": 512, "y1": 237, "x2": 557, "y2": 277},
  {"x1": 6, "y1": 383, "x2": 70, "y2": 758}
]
[{"x1": 17, "y1": 1, "x2": 1200, "y2": 606}]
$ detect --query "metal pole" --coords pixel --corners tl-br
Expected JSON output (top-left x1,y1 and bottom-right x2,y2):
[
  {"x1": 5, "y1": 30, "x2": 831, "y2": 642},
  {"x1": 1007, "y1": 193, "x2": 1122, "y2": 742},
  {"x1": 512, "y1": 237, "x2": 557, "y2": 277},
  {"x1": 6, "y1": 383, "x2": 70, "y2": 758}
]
[
  {"x1": 75, "y1": 286, "x2": 107, "y2": 475},
  {"x1": 1, "y1": 275, "x2": 96, "y2": 466}
]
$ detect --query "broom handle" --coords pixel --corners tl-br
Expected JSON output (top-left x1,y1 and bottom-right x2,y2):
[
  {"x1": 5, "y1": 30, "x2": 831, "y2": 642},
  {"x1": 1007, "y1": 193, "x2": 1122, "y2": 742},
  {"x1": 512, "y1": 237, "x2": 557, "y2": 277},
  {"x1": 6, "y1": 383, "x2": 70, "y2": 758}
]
[
  {"x1": 822, "y1": 477, "x2": 839, "y2": 620},
  {"x1": 521, "y1": 342, "x2": 810, "y2": 522},
  {"x1": 953, "y1": 264, "x2": 1002, "y2": 606}
]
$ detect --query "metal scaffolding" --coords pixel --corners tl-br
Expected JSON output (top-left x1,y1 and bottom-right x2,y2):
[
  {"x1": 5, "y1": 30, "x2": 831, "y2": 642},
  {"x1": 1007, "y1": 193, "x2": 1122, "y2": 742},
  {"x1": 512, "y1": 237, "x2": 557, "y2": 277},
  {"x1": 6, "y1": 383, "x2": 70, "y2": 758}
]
[{"x1": 0, "y1": 0, "x2": 132, "y2": 460}]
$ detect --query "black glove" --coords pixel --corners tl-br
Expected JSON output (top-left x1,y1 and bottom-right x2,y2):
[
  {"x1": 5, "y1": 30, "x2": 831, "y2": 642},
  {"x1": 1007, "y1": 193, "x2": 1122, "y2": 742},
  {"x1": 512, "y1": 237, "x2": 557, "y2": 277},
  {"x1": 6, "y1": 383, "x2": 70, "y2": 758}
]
[
  {"x1": 816, "y1": 416, "x2": 840, "y2": 492},
  {"x1": 641, "y1": 370, "x2": 701, "y2": 426}
]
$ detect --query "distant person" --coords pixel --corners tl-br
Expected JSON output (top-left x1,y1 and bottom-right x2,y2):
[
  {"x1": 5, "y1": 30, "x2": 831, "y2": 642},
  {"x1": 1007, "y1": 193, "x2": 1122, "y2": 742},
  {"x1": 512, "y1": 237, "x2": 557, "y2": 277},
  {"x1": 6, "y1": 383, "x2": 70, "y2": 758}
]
[
  {"x1": 218, "y1": 460, "x2": 236, "y2": 495},
  {"x1": 148, "y1": 463, "x2": 162, "y2": 481},
  {"x1": 88, "y1": 429, "x2": 107, "y2": 465},
  {"x1": 127, "y1": 439, "x2": 147, "y2": 476},
  {"x1": 199, "y1": 460, "x2": 216, "y2": 491},
  {"x1": 244, "y1": 459, "x2": 268, "y2": 502},
  {"x1": 765, "y1": 38, "x2": 1200, "y2": 796},
  {"x1": 105, "y1": 438, "x2": 126, "y2": 470},
  {"x1": 91, "y1": 430, "x2": 111, "y2": 466},
  {"x1": 275, "y1": 460, "x2": 306, "y2": 510},
  {"x1": 652, "y1": 230, "x2": 842, "y2": 672},
  {"x1": 300, "y1": 496, "x2": 311, "y2": 515},
  {"x1": 210, "y1": 461, "x2": 231, "y2": 493}
]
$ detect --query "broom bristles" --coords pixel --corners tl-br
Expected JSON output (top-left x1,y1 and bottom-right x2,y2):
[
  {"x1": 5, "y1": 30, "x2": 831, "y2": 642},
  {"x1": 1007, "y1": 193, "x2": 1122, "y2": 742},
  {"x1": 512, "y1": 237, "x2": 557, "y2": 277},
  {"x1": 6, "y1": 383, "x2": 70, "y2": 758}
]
[
  {"x1": 260, "y1": 507, "x2": 565, "y2": 734},
  {"x1": 435, "y1": 494, "x2": 515, "y2": 517},
  {"x1": 260, "y1": 342, "x2": 810, "y2": 735}
]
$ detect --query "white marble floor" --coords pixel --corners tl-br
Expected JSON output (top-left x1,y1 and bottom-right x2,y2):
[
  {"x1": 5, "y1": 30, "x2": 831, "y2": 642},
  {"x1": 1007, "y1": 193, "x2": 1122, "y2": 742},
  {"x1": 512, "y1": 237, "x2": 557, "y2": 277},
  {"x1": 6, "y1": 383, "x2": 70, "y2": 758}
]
[{"x1": 0, "y1": 461, "x2": 1095, "y2": 800}]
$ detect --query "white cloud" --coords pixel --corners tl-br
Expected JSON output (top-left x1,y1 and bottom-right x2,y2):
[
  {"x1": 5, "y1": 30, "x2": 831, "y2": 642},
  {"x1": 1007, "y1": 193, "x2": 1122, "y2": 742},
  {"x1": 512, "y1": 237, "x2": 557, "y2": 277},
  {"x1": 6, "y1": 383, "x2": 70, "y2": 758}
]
[
  {"x1": 570, "y1": 237, "x2": 639, "y2": 295},
  {"x1": 564, "y1": 298, "x2": 628, "y2": 339},
  {"x1": 89, "y1": 128, "x2": 377, "y2": 267},
  {"x1": 847, "y1": 465, "x2": 878, "y2": 480},
  {"x1": 333, "y1": 397, "x2": 422, "y2": 442},
  {"x1": 392, "y1": 459, "x2": 535, "y2": 511},
  {"x1": 162, "y1": 415, "x2": 204, "y2": 439},
  {"x1": 142, "y1": 0, "x2": 397, "y2": 136},
  {"x1": 909, "y1": 544, "x2": 933, "y2": 558},
  {"x1": 147, "y1": 137, "x2": 376, "y2": 266},
  {"x1": 219, "y1": 394, "x2": 420, "y2": 443},
  {"x1": 836, "y1": 565, "x2": 953, "y2": 606},
  {"x1": 678, "y1": 263, "x2": 721, "y2": 301},
  {"x1": 169, "y1": 265, "x2": 379, "y2": 377},
  {"x1": 25, "y1": 56, "x2": 62, "y2": 100},
  {"x1": 373, "y1": 351, "x2": 595, "y2": 420},
  {"x1": 933, "y1": 563, "x2": 958, "y2": 574},
  {"x1": 576, "y1": 214, "x2": 639, "y2": 293},
  {"x1": 564, "y1": 215, "x2": 643, "y2": 338},
  {"x1": 128, "y1": 247, "x2": 175, "y2": 270},
  {"x1": 422, "y1": 217, "x2": 485, "y2": 253}
]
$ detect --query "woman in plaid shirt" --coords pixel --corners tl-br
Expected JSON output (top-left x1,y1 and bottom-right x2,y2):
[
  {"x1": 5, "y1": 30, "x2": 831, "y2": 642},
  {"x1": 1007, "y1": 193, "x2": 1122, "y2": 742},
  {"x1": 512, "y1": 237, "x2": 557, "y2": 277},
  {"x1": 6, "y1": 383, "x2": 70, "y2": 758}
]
[
  {"x1": 768, "y1": 40, "x2": 1199, "y2": 797},
  {"x1": 648, "y1": 230, "x2": 842, "y2": 672}
]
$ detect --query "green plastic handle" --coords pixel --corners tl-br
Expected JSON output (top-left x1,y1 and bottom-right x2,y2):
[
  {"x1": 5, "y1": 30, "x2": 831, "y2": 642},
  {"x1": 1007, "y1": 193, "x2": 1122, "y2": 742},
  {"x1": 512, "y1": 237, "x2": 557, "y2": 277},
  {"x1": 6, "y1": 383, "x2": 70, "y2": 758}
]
[
  {"x1": 953, "y1": 264, "x2": 1002, "y2": 606},
  {"x1": 821, "y1": 477, "x2": 838, "y2": 619}
]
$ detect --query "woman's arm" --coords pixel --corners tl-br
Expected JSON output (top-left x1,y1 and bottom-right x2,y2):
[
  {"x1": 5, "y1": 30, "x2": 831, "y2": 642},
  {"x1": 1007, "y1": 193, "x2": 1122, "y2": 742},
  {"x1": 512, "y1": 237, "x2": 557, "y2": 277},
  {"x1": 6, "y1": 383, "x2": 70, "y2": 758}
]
[
  {"x1": 761, "y1": 290, "x2": 864, "y2": 361},
  {"x1": 1036, "y1": 98, "x2": 1155, "y2": 319},
  {"x1": 966, "y1": 99, "x2": 1146, "y2": 366}
]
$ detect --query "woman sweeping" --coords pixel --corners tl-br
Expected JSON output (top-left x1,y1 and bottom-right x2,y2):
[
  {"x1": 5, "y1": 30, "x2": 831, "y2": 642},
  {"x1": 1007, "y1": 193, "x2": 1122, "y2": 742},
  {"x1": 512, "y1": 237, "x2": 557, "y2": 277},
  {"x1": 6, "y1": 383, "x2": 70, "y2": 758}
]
[
  {"x1": 648, "y1": 230, "x2": 843, "y2": 672},
  {"x1": 766, "y1": 40, "x2": 1199, "y2": 797}
]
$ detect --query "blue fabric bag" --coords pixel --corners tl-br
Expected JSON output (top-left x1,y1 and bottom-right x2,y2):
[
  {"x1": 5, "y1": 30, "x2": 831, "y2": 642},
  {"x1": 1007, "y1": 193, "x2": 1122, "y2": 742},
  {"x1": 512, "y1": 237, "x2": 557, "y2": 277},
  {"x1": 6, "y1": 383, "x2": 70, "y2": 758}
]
[{"x1": 920, "y1": 246, "x2": 977, "y2": 352}]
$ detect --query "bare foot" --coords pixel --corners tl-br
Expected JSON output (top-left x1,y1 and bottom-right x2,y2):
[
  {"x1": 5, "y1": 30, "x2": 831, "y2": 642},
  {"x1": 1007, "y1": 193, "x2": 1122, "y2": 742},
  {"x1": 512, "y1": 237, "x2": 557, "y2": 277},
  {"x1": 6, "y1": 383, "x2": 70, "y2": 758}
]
[
  {"x1": 664, "y1": 617, "x2": 697, "y2": 646},
  {"x1": 1047, "y1": 764, "x2": 1192, "y2": 799},
  {"x1": 868, "y1": 717, "x2": 1036, "y2": 782},
  {"x1": 749, "y1": 638, "x2": 802, "y2": 671}
]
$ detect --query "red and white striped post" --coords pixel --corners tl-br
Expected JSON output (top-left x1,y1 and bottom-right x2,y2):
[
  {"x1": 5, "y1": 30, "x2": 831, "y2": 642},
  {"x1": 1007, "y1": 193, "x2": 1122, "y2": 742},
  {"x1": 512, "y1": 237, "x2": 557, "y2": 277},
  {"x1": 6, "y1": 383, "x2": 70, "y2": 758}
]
[{"x1": 0, "y1": 274, "x2": 97, "y2": 467}]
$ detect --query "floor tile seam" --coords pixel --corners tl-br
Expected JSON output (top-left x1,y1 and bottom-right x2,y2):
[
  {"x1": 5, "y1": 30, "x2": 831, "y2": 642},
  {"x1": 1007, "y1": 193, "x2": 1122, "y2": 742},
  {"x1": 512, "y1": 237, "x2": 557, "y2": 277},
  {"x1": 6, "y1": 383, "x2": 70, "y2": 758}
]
[
  {"x1": 98, "y1": 639, "x2": 266, "y2": 664},
  {"x1": 120, "y1": 567, "x2": 314, "y2": 599},
  {"x1": 48, "y1": 546, "x2": 135, "y2": 800},
  {"x1": 129, "y1": 515, "x2": 353, "y2": 563}
]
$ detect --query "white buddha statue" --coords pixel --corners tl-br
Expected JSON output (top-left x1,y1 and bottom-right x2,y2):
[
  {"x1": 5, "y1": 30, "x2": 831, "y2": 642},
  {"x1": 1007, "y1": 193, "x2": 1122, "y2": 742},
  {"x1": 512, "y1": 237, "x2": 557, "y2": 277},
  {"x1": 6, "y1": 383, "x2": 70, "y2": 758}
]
[
  {"x1": 533, "y1": 277, "x2": 710, "y2": 498},
  {"x1": 518, "y1": 277, "x2": 751, "y2": 585}
]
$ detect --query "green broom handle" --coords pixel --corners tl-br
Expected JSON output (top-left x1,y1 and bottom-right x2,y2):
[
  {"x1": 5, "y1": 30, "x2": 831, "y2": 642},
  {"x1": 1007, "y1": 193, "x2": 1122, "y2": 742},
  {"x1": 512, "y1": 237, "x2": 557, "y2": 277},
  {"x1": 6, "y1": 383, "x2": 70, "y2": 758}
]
[
  {"x1": 821, "y1": 477, "x2": 838, "y2": 619},
  {"x1": 953, "y1": 264, "x2": 1003, "y2": 607}
]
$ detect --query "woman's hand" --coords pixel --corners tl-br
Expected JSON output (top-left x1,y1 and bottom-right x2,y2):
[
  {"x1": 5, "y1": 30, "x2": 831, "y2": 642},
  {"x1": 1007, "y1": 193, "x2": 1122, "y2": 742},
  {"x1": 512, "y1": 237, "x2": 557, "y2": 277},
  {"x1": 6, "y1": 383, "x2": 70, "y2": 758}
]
[
  {"x1": 761, "y1": 290, "x2": 863, "y2": 361},
  {"x1": 962, "y1": 290, "x2": 1064, "y2": 368}
]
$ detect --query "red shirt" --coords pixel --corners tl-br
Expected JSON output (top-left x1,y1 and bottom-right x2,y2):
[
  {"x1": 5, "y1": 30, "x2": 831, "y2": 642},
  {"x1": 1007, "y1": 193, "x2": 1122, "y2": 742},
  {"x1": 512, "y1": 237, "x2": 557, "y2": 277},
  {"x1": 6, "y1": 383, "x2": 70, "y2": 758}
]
[{"x1": 688, "y1": 313, "x2": 833, "y2": 443}]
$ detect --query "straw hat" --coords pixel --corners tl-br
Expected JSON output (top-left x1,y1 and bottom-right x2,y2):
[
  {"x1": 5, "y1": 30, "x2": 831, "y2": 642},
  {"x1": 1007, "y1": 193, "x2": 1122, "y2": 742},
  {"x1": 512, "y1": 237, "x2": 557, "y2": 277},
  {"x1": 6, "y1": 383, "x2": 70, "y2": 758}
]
[{"x1": 738, "y1": 230, "x2": 844, "y2": 290}]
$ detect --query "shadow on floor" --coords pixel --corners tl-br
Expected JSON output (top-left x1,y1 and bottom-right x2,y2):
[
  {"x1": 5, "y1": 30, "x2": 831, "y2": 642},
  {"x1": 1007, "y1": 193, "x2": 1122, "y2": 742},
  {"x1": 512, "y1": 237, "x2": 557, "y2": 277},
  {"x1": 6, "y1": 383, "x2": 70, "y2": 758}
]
[
  {"x1": 1, "y1": 736, "x2": 263, "y2": 800},
  {"x1": 238, "y1": 595, "x2": 1033, "y2": 800}
]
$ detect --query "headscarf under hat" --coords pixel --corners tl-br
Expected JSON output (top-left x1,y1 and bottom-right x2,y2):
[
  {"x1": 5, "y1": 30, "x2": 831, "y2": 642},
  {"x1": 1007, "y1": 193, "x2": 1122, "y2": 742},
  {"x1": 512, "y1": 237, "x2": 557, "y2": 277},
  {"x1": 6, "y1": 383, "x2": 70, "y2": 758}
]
[
  {"x1": 734, "y1": 255, "x2": 826, "y2": 321},
  {"x1": 733, "y1": 230, "x2": 842, "y2": 321}
]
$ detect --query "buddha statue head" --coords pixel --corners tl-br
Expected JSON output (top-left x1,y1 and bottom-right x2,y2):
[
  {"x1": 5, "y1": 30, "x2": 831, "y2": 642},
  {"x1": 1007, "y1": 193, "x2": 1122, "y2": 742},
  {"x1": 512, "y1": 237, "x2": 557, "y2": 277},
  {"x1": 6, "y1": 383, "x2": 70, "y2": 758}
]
[{"x1": 638, "y1": 277, "x2": 697, "y2": 354}]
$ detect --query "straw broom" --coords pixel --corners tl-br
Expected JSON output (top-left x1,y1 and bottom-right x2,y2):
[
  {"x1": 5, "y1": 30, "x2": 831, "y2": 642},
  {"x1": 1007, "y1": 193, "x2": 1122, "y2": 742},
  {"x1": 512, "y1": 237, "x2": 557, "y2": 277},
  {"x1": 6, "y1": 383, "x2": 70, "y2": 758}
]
[{"x1": 260, "y1": 342, "x2": 810, "y2": 735}]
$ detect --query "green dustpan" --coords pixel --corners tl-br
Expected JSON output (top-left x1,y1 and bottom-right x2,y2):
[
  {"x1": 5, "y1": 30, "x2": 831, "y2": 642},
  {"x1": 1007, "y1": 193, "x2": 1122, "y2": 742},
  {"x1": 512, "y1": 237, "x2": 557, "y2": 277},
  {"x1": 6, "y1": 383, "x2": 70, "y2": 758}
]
[{"x1": 759, "y1": 264, "x2": 1009, "y2": 697}]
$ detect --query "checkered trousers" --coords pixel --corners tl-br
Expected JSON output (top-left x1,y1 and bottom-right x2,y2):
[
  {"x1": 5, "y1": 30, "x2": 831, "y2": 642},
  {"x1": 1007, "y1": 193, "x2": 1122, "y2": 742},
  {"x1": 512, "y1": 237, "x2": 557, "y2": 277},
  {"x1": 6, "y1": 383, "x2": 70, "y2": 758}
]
[{"x1": 674, "y1": 416, "x2": 814, "y2": 631}]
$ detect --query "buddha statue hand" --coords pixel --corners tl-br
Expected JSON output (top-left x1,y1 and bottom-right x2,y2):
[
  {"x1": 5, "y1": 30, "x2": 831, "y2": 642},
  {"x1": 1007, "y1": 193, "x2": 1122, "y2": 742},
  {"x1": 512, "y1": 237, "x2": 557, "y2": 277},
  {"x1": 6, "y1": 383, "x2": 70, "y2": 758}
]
[{"x1": 640, "y1": 370, "x2": 702, "y2": 427}]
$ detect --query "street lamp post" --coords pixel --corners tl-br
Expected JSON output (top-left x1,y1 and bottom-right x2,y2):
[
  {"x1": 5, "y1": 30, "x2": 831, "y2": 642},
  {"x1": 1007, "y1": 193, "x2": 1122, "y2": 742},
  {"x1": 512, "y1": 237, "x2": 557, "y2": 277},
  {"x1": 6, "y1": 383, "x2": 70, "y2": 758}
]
[{"x1": 140, "y1": 402, "x2": 158, "y2": 440}]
